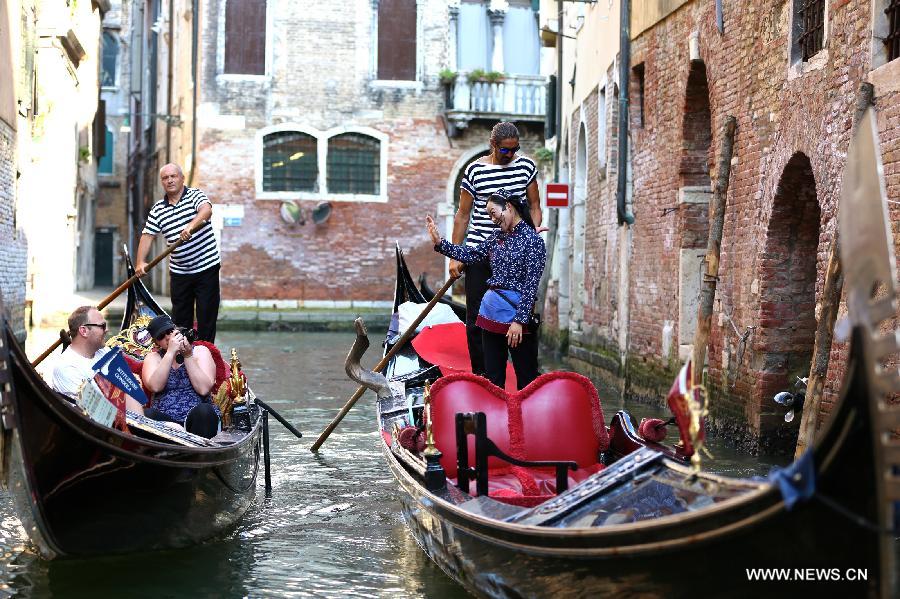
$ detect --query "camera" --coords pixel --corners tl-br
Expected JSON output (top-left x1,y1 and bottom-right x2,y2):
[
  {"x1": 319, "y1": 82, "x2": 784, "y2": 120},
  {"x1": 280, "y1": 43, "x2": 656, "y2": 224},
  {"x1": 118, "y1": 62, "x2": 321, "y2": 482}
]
[{"x1": 177, "y1": 327, "x2": 198, "y2": 344}]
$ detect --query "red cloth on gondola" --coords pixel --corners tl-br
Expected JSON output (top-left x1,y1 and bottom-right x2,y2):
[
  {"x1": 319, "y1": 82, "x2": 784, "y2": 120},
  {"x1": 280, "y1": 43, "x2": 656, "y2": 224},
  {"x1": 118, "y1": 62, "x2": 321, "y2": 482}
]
[{"x1": 411, "y1": 322, "x2": 518, "y2": 392}]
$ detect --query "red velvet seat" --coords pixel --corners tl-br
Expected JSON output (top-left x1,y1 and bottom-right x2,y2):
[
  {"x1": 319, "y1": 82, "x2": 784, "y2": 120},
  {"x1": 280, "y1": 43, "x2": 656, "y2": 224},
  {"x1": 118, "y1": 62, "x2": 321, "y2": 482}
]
[{"x1": 429, "y1": 372, "x2": 608, "y2": 504}]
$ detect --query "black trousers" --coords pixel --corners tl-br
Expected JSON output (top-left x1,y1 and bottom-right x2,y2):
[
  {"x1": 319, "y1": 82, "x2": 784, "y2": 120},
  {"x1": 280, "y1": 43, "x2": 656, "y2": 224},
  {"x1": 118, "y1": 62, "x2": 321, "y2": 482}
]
[
  {"x1": 170, "y1": 264, "x2": 220, "y2": 343},
  {"x1": 464, "y1": 261, "x2": 491, "y2": 376},
  {"x1": 145, "y1": 403, "x2": 220, "y2": 439},
  {"x1": 481, "y1": 328, "x2": 539, "y2": 390}
]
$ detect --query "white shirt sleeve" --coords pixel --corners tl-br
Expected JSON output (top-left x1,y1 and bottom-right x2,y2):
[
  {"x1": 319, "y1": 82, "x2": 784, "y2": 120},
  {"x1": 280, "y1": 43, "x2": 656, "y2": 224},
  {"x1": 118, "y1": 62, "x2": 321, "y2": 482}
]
[{"x1": 51, "y1": 364, "x2": 88, "y2": 399}]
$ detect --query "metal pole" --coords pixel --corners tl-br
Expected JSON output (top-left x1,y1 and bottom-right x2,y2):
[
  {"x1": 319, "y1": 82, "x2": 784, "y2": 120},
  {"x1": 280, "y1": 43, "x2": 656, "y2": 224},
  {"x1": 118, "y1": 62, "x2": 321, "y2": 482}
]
[{"x1": 263, "y1": 410, "x2": 272, "y2": 497}]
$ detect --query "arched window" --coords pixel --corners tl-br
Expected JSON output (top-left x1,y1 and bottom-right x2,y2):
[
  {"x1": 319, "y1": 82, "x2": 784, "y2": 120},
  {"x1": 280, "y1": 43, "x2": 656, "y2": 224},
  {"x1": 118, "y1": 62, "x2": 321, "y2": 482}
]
[
  {"x1": 98, "y1": 126, "x2": 114, "y2": 174},
  {"x1": 262, "y1": 131, "x2": 318, "y2": 192},
  {"x1": 326, "y1": 133, "x2": 380, "y2": 195},
  {"x1": 101, "y1": 31, "x2": 118, "y2": 87}
]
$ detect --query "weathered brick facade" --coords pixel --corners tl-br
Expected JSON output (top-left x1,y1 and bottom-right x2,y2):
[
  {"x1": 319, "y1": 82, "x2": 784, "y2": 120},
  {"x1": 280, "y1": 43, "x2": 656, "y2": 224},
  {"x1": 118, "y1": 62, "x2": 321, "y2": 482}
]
[
  {"x1": 196, "y1": 0, "x2": 545, "y2": 305},
  {"x1": 0, "y1": 122, "x2": 27, "y2": 341},
  {"x1": 558, "y1": 0, "x2": 900, "y2": 452}
]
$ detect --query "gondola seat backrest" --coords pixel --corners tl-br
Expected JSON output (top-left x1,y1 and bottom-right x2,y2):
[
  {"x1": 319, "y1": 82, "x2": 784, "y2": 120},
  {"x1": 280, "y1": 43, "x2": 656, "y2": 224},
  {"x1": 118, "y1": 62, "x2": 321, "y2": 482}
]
[{"x1": 429, "y1": 372, "x2": 608, "y2": 480}]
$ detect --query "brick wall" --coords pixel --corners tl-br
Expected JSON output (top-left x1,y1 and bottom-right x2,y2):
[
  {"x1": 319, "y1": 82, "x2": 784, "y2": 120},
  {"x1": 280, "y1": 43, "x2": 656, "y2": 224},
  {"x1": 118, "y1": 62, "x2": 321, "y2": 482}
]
[
  {"x1": 196, "y1": 0, "x2": 545, "y2": 303},
  {"x1": 562, "y1": 0, "x2": 900, "y2": 451},
  {"x1": 0, "y1": 122, "x2": 27, "y2": 341}
]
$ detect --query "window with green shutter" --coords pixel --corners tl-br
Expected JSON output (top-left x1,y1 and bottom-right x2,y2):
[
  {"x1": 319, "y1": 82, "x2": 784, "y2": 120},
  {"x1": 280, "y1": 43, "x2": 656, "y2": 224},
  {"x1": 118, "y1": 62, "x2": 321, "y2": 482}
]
[
  {"x1": 326, "y1": 134, "x2": 380, "y2": 195},
  {"x1": 262, "y1": 131, "x2": 318, "y2": 192}
]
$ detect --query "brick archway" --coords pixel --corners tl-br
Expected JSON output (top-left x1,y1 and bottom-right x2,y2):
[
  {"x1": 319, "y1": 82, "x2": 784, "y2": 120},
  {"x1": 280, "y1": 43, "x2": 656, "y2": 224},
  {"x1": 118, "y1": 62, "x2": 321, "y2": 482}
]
[
  {"x1": 754, "y1": 152, "x2": 820, "y2": 448},
  {"x1": 676, "y1": 61, "x2": 712, "y2": 352}
]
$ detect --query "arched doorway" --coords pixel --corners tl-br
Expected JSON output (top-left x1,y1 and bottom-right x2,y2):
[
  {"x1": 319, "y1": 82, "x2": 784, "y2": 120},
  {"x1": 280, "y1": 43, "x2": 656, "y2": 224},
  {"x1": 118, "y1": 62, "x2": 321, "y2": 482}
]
[
  {"x1": 443, "y1": 144, "x2": 491, "y2": 286},
  {"x1": 571, "y1": 122, "x2": 588, "y2": 333},
  {"x1": 754, "y1": 152, "x2": 820, "y2": 447},
  {"x1": 677, "y1": 60, "x2": 712, "y2": 354}
]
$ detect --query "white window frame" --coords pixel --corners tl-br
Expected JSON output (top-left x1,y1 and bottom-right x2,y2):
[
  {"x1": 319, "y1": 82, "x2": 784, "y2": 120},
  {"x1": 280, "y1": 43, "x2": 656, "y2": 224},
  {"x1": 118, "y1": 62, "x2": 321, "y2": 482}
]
[
  {"x1": 255, "y1": 124, "x2": 389, "y2": 203},
  {"x1": 216, "y1": 0, "x2": 274, "y2": 82},
  {"x1": 369, "y1": 0, "x2": 425, "y2": 89},
  {"x1": 100, "y1": 29, "x2": 120, "y2": 90}
]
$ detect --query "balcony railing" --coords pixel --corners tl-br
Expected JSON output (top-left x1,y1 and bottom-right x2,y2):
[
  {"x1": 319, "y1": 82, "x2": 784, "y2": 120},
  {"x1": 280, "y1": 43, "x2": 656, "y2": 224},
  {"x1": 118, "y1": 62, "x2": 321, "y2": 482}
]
[{"x1": 445, "y1": 72, "x2": 547, "y2": 125}]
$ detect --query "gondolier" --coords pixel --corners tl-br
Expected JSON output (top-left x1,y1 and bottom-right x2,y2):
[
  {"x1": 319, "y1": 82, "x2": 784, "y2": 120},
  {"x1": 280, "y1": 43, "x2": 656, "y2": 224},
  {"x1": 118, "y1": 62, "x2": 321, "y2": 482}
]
[
  {"x1": 452, "y1": 122, "x2": 542, "y2": 376},
  {"x1": 135, "y1": 163, "x2": 221, "y2": 343}
]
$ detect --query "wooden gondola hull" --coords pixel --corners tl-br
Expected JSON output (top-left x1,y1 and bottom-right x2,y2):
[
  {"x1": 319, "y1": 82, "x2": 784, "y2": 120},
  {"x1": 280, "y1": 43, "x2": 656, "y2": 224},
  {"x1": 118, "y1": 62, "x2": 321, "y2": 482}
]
[
  {"x1": 5, "y1": 338, "x2": 261, "y2": 558},
  {"x1": 374, "y1": 292, "x2": 884, "y2": 596},
  {"x1": 386, "y1": 438, "x2": 880, "y2": 598}
]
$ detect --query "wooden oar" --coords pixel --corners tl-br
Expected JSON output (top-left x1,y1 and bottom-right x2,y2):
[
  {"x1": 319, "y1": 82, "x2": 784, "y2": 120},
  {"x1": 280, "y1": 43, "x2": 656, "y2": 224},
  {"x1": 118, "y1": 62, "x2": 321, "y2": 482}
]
[
  {"x1": 31, "y1": 222, "x2": 206, "y2": 368},
  {"x1": 310, "y1": 275, "x2": 459, "y2": 452}
]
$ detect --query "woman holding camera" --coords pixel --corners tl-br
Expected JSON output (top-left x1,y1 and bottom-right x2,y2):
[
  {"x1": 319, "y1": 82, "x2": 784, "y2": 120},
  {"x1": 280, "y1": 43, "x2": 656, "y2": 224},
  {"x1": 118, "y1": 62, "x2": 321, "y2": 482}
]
[
  {"x1": 426, "y1": 188, "x2": 546, "y2": 390},
  {"x1": 141, "y1": 315, "x2": 220, "y2": 438}
]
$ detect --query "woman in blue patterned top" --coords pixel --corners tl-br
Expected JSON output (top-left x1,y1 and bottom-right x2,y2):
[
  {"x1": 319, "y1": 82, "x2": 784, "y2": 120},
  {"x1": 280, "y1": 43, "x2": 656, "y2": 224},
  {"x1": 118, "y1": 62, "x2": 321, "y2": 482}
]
[
  {"x1": 426, "y1": 189, "x2": 546, "y2": 390},
  {"x1": 141, "y1": 315, "x2": 221, "y2": 438}
]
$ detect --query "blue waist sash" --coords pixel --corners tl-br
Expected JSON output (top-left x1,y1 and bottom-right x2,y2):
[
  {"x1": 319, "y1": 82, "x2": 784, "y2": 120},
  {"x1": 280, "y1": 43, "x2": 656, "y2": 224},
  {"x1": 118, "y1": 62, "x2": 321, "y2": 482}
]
[{"x1": 476, "y1": 289, "x2": 521, "y2": 334}]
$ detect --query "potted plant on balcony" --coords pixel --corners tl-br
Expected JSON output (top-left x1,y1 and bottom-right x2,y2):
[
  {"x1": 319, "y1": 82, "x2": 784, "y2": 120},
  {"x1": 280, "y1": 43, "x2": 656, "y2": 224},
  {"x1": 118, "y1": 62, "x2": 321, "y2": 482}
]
[
  {"x1": 466, "y1": 68, "x2": 487, "y2": 85},
  {"x1": 439, "y1": 69, "x2": 458, "y2": 107},
  {"x1": 484, "y1": 71, "x2": 505, "y2": 84}
]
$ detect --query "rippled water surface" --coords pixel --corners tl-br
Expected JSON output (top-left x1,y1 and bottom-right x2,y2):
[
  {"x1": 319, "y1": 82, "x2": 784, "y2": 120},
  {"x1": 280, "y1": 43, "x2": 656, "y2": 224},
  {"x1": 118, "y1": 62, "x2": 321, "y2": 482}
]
[{"x1": 0, "y1": 331, "x2": 783, "y2": 597}]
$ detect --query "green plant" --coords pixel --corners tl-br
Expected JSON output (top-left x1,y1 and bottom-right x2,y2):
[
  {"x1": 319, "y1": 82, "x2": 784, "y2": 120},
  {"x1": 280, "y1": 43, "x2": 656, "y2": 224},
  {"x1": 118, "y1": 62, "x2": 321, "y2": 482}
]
[
  {"x1": 78, "y1": 146, "x2": 91, "y2": 163},
  {"x1": 534, "y1": 147, "x2": 554, "y2": 171},
  {"x1": 484, "y1": 71, "x2": 505, "y2": 83},
  {"x1": 466, "y1": 68, "x2": 487, "y2": 84},
  {"x1": 438, "y1": 68, "x2": 457, "y2": 85}
]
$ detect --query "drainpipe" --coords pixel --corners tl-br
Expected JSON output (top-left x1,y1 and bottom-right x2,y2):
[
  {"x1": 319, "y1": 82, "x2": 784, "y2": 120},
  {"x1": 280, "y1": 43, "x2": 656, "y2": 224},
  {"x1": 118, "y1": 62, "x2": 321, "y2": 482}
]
[
  {"x1": 616, "y1": 0, "x2": 634, "y2": 225},
  {"x1": 165, "y1": 0, "x2": 174, "y2": 164},
  {"x1": 188, "y1": 0, "x2": 199, "y2": 186}
]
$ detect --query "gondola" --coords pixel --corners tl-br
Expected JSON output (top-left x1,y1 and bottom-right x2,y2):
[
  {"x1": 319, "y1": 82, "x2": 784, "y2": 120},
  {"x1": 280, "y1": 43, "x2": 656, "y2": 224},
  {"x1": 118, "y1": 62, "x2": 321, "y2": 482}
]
[
  {"x1": 0, "y1": 252, "x2": 264, "y2": 559},
  {"x1": 347, "y1": 111, "x2": 897, "y2": 597},
  {"x1": 418, "y1": 271, "x2": 466, "y2": 322}
]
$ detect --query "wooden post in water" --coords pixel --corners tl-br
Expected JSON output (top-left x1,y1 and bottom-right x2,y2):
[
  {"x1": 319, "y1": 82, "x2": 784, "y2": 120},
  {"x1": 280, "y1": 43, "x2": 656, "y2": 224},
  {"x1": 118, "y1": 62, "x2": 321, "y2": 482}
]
[
  {"x1": 794, "y1": 82, "x2": 874, "y2": 459},
  {"x1": 691, "y1": 116, "x2": 737, "y2": 386}
]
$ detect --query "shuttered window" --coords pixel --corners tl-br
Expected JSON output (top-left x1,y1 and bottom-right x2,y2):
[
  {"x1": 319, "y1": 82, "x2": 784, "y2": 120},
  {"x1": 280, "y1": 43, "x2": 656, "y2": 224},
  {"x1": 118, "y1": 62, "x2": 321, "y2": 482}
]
[
  {"x1": 377, "y1": 0, "x2": 417, "y2": 80},
  {"x1": 327, "y1": 134, "x2": 380, "y2": 195},
  {"x1": 225, "y1": 0, "x2": 266, "y2": 75},
  {"x1": 262, "y1": 131, "x2": 318, "y2": 192}
]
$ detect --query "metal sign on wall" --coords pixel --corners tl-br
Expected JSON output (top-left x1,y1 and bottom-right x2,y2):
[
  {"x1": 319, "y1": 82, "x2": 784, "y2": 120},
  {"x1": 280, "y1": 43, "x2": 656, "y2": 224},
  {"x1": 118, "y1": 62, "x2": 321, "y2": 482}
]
[{"x1": 546, "y1": 183, "x2": 569, "y2": 208}]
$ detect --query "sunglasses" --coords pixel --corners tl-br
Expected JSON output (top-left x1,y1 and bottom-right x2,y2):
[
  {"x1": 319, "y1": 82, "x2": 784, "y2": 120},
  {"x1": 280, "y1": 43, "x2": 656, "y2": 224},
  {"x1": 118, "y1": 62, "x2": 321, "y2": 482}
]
[
  {"x1": 83, "y1": 322, "x2": 108, "y2": 331},
  {"x1": 497, "y1": 145, "x2": 520, "y2": 155}
]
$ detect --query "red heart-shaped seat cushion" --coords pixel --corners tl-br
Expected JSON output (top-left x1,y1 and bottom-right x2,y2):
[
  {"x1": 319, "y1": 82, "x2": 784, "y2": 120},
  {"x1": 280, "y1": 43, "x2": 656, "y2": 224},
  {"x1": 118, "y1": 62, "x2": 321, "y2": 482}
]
[{"x1": 429, "y1": 372, "x2": 608, "y2": 480}]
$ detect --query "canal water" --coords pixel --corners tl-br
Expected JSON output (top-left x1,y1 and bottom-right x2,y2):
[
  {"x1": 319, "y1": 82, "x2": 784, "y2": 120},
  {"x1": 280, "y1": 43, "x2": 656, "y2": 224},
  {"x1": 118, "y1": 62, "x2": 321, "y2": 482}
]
[{"x1": 0, "y1": 330, "x2": 785, "y2": 597}]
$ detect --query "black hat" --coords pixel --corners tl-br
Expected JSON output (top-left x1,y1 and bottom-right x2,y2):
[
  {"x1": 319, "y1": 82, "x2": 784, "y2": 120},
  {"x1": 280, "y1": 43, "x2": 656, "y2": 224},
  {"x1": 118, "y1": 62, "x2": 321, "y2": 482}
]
[{"x1": 147, "y1": 315, "x2": 176, "y2": 341}]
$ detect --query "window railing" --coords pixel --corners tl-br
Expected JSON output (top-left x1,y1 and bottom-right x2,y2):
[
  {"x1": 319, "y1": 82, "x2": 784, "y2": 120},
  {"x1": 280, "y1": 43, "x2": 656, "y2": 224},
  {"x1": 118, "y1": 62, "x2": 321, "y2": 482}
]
[
  {"x1": 446, "y1": 73, "x2": 547, "y2": 118},
  {"x1": 796, "y1": 0, "x2": 825, "y2": 61},
  {"x1": 887, "y1": 0, "x2": 900, "y2": 62}
]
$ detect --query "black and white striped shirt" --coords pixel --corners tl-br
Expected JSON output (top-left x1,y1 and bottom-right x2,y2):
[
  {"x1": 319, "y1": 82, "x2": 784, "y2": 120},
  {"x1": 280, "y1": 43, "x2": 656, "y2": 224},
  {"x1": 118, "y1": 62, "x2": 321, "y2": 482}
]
[
  {"x1": 142, "y1": 187, "x2": 221, "y2": 275},
  {"x1": 460, "y1": 156, "x2": 537, "y2": 247}
]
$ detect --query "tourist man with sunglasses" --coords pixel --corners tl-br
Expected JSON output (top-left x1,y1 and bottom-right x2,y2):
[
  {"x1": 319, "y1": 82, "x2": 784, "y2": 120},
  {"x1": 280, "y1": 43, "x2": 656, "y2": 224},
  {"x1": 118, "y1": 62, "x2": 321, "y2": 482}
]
[
  {"x1": 451, "y1": 121, "x2": 542, "y2": 376},
  {"x1": 50, "y1": 307, "x2": 142, "y2": 417}
]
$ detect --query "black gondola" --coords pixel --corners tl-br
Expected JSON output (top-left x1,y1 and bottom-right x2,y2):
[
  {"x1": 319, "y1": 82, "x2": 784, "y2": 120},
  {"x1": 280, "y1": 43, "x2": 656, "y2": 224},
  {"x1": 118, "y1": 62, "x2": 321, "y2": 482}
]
[
  {"x1": 0, "y1": 253, "x2": 263, "y2": 559},
  {"x1": 418, "y1": 271, "x2": 467, "y2": 322},
  {"x1": 348, "y1": 111, "x2": 897, "y2": 597}
]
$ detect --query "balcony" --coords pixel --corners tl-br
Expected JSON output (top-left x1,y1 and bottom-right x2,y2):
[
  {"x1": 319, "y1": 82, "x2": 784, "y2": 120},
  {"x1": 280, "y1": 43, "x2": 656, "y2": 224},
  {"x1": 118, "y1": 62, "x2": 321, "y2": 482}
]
[{"x1": 444, "y1": 72, "x2": 547, "y2": 134}]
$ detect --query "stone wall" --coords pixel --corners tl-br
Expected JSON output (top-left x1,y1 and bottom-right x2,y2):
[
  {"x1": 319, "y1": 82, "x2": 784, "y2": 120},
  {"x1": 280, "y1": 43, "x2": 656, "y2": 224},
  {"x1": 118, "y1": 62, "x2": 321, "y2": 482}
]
[
  {"x1": 196, "y1": 0, "x2": 545, "y2": 304},
  {"x1": 0, "y1": 122, "x2": 27, "y2": 341}
]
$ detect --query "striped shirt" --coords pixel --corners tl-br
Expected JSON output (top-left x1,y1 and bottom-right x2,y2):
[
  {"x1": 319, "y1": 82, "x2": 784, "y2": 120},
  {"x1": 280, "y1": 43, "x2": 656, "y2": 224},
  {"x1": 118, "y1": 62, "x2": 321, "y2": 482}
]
[
  {"x1": 142, "y1": 187, "x2": 221, "y2": 275},
  {"x1": 460, "y1": 156, "x2": 537, "y2": 247}
]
